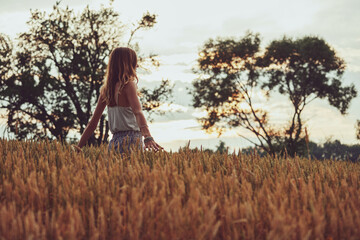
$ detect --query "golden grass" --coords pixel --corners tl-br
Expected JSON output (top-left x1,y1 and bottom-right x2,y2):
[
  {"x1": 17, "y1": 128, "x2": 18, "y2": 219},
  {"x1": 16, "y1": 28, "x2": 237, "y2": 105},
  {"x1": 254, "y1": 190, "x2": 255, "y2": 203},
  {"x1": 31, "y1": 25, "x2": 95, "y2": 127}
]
[{"x1": 0, "y1": 139, "x2": 359, "y2": 240}]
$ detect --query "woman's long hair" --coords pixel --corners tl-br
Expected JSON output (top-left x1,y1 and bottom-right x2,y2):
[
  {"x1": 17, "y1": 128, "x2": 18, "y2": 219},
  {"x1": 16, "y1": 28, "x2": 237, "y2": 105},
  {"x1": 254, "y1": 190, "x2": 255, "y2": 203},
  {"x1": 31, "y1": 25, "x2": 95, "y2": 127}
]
[{"x1": 100, "y1": 47, "x2": 138, "y2": 106}]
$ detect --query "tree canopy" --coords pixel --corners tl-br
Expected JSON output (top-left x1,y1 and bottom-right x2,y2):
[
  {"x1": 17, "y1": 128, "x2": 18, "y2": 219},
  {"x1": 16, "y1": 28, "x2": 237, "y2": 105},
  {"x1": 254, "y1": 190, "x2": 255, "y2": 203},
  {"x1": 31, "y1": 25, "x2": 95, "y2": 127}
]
[
  {"x1": 191, "y1": 32, "x2": 279, "y2": 155},
  {"x1": 260, "y1": 36, "x2": 357, "y2": 155}
]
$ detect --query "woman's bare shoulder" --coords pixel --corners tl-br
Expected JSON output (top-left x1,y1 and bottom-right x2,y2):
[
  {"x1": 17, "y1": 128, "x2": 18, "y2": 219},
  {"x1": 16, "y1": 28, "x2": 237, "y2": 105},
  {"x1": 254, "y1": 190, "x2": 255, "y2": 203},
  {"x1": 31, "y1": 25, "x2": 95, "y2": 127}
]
[{"x1": 124, "y1": 80, "x2": 137, "y2": 91}]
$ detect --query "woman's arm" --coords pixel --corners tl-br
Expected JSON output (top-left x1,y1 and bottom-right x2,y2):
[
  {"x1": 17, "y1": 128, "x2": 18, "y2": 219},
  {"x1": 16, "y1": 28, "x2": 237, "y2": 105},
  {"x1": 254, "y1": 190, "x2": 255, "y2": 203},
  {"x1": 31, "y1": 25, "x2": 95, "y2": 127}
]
[
  {"x1": 77, "y1": 94, "x2": 107, "y2": 149},
  {"x1": 124, "y1": 81, "x2": 162, "y2": 151}
]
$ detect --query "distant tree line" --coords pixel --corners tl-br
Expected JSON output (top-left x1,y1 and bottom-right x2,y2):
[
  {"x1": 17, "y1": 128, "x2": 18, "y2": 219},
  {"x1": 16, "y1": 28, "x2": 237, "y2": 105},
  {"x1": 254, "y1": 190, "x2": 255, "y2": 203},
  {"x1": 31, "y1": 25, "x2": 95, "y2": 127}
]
[
  {"x1": 178, "y1": 140, "x2": 228, "y2": 155},
  {"x1": 182, "y1": 139, "x2": 360, "y2": 162},
  {"x1": 242, "y1": 139, "x2": 360, "y2": 162}
]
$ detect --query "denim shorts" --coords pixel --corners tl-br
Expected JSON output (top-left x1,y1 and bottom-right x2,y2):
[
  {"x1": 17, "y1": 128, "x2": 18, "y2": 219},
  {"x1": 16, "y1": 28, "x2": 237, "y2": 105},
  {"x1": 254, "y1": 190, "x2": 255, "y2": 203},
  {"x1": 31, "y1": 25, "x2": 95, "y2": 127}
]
[{"x1": 108, "y1": 130, "x2": 143, "y2": 153}]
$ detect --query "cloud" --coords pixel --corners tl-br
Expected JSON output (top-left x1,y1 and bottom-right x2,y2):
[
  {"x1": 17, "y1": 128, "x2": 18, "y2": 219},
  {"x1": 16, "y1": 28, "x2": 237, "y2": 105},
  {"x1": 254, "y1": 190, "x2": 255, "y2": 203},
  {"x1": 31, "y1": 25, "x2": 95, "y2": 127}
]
[
  {"x1": 175, "y1": 62, "x2": 189, "y2": 67},
  {"x1": 156, "y1": 103, "x2": 188, "y2": 113},
  {"x1": 0, "y1": 0, "x2": 91, "y2": 14},
  {"x1": 289, "y1": 0, "x2": 360, "y2": 72},
  {"x1": 335, "y1": 46, "x2": 360, "y2": 73}
]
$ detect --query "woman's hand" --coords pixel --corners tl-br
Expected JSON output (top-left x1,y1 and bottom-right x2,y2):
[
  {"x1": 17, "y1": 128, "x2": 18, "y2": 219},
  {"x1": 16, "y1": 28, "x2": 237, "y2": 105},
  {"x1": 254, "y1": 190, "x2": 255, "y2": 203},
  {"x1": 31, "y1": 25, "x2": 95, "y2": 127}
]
[{"x1": 144, "y1": 137, "x2": 163, "y2": 152}]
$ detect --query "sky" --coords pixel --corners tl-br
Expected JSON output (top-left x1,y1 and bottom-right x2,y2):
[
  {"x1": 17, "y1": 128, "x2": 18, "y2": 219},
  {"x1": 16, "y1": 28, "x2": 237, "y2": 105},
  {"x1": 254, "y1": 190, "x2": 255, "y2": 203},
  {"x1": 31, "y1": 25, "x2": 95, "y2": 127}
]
[{"x1": 0, "y1": 0, "x2": 359, "y2": 151}]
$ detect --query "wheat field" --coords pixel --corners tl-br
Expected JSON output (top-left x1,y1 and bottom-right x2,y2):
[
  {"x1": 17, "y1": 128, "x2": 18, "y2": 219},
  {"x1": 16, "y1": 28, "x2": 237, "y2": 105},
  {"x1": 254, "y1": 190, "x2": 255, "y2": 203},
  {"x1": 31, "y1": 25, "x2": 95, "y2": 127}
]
[{"x1": 0, "y1": 139, "x2": 359, "y2": 240}]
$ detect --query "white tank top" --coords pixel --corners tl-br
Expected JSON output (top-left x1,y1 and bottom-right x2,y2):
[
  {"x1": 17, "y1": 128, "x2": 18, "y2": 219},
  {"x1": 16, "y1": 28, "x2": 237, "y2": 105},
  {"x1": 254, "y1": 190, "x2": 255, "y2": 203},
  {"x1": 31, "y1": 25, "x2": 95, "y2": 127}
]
[{"x1": 107, "y1": 86, "x2": 140, "y2": 134}]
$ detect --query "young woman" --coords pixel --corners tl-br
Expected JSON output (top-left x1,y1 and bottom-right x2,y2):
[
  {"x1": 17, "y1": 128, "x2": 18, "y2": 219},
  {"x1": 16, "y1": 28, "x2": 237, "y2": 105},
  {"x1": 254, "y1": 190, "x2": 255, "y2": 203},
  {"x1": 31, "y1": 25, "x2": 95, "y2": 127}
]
[{"x1": 74, "y1": 47, "x2": 162, "y2": 153}]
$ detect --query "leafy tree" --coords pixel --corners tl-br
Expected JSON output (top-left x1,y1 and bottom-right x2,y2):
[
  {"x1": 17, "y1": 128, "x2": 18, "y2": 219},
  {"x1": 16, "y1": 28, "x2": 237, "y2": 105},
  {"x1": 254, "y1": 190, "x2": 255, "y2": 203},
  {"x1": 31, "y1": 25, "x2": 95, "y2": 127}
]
[
  {"x1": 191, "y1": 32, "x2": 280, "y2": 155},
  {"x1": 215, "y1": 140, "x2": 227, "y2": 154},
  {"x1": 191, "y1": 33, "x2": 357, "y2": 156},
  {"x1": 140, "y1": 79, "x2": 173, "y2": 121},
  {"x1": 0, "y1": 3, "x2": 172, "y2": 144},
  {"x1": 260, "y1": 36, "x2": 357, "y2": 156},
  {"x1": 346, "y1": 144, "x2": 360, "y2": 162}
]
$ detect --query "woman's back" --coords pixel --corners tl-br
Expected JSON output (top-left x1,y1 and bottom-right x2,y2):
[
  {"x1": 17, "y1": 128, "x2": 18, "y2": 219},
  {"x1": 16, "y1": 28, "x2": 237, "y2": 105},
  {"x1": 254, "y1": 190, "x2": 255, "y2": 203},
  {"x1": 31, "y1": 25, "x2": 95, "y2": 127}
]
[
  {"x1": 108, "y1": 82, "x2": 130, "y2": 107},
  {"x1": 107, "y1": 82, "x2": 140, "y2": 134}
]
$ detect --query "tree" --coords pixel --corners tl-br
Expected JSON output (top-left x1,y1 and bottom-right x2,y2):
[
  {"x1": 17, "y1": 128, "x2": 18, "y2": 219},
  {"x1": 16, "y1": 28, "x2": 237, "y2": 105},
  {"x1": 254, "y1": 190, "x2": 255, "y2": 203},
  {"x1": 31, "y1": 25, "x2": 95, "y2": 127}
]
[
  {"x1": 191, "y1": 32, "x2": 280, "y2": 155},
  {"x1": 260, "y1": 36, "x2": 357, "y2": 156},
  {"x1": 0, "y1": 3, "x2": 172, "y2": 144},
  {"x1": 215, "y1": 140, "x2": 227, "y2": 154},
  {"x1": 356, "y1": 120, "x2": 360, "y2": 141},
  {"x1": 191, "y1": 33, "x2": 357, "y2": 156}
]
